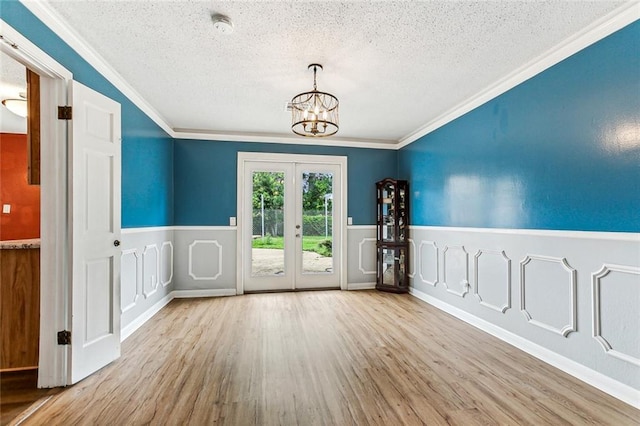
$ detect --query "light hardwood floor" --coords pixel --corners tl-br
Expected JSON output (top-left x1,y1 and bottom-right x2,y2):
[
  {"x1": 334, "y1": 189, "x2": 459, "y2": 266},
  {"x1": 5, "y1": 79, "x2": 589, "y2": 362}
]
[{"x1": 16, "y1": 291, "x2": 639, "y2": 425}]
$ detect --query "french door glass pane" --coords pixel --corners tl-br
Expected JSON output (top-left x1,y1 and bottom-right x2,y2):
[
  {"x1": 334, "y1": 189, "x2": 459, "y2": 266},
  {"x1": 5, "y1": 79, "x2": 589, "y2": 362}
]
[
  {"x1": 251, "y1": 171, "x2": 285, "y2": 277},
  {"x1": 301, "y1": 172, "x2": 333, "y2": 274}
]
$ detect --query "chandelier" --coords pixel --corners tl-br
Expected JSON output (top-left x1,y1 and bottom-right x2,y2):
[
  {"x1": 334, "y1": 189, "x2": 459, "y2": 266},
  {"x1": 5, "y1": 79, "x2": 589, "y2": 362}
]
[{"x1": 291, "y1": 64, "x2": 339, "y2": 137}]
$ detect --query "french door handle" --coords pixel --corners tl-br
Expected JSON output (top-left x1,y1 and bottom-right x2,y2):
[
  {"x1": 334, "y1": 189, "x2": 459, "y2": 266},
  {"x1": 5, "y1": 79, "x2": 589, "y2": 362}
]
[
  {"x1": 295, "y1": 224, "x2": 301, "y2": 229},
  {"x1": 114, "y1": 240, "x2": 121, "y2": 247},
  {"x1": 295, "y1": 234, "x2": 301, "y2": 238}
]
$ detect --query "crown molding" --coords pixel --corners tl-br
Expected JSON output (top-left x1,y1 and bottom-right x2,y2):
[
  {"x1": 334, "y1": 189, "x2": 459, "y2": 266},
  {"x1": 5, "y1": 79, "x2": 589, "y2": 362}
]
[
  {"x1": 21, "y1": 1, "x2": 638, "y2": 150},
  {"x1": 397, "y1": 1, "x2": 640, "y2": 149},
  {"x1": 20, "y1": 0, "x2": 175, "y2": 138},
  {"x1": 173, "y1": 129, "x2": 397, "y2": 149}
]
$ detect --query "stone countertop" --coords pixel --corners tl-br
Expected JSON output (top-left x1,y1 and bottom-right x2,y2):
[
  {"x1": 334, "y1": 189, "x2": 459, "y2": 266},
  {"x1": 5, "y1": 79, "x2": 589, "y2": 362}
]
[{"x1": 0, "y1": 239, "x2": 41, "y2": 249}]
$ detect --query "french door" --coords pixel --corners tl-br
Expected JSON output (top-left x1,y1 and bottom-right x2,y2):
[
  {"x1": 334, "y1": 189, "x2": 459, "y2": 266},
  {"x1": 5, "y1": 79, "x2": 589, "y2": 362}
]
[{"x1": 238, "y1": 153, "x2": 345, "y2": 293}]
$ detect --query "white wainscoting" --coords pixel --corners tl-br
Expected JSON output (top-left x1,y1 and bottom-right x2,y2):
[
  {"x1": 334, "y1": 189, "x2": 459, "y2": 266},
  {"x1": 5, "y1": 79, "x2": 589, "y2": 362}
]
[
  {"x1": 120, "y1": 227, "x2": 174, "y2": 334},
  {"x1": 173, "y1": 225, "x2": 380, "y2": 291},
  {"x1": 174, "y1": 227, "x2": 237, "y2": 291},
  {"x1": 347, "y1": 225, "x2": 377, "y2": 290},
  {"x1": 120, "y1": 225, "x2": 382, "y2": 339},
  {"x1": 408, "y1": 226, "x2": 640, "y2": 408},
  {"x1": 121, "y1": 225, "x2": 638, "y2": 406}
]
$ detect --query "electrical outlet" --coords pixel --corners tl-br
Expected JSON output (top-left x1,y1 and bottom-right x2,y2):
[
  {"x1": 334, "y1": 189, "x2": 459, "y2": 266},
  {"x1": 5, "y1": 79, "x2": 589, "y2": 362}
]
[{"x1": 2, "y1": 204, "x2": 10, "y2": 214}]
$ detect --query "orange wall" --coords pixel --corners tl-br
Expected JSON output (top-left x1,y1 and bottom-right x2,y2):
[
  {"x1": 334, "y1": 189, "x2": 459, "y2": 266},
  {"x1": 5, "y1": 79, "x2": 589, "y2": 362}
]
[{"x1": 0, "y1": 133, "x2": 40, "y2": 241}]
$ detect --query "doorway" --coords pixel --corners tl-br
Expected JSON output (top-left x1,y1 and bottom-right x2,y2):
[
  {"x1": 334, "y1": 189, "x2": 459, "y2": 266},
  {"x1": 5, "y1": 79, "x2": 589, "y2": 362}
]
[
  {"x1": 237, "y1": 153, "x2": 346, "y2": 293},
  {"x1": 0, "y1": 21, "x2": 70, "y2": 423},
  {"x1": 1, "y1": 19, "x2": 122, "y2": 392},
  {"x1": 0, "y1": 50, "x2": 45, "y2": 424}
]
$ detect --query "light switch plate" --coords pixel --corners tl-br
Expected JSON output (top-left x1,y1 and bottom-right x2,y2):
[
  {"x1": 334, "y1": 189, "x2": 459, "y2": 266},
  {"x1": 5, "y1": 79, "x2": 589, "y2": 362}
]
[
  {"x1": 230, "y1": 216, "x2": 237, "y2": 226},
  {"x1": 2, "y1": 204, "x2": 10, "y2": 214},
  {"x1": 347, "y1": 217, "x2": 353, "y2": 225}
]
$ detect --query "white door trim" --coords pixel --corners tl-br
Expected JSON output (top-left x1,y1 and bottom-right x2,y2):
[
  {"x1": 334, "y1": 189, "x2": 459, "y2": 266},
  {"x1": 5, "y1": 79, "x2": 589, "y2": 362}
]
[
  {"x1": 236, "y1": 152, "x2": 348, "y2": 294},
  {"x1": 0, "y1": 20, "x2": 73, "y2": 387}
]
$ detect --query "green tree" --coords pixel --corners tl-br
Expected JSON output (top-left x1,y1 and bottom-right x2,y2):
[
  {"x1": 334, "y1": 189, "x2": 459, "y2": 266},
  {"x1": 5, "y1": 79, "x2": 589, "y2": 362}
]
[
  {"x1": 252, "y1": 172, "x2": 285, "y2": 236},
  {"x1": 252, "y1": 172, "x2": 284, "y2": 210},
  {"x1": 302, "y1": 173, "x2": 333, "y2": 211},
  {"x1": 251, "y1": 172, "x2": 333, "y2": 237}
]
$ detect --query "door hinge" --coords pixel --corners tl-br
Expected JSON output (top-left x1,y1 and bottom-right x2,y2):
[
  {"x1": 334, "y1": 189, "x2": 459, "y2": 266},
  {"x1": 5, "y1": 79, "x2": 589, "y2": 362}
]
[
  {"x1": 57, "y1": 330, "x2": 71, "y2": 345},
  {"x1": 58, "y1": 106, "x2": 72, "y2": 120}
]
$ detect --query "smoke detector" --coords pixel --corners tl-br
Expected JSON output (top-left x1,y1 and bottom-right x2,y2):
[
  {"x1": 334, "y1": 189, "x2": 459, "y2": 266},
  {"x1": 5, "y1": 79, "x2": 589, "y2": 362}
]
[{"x1": 212, "y1": 14, "x2": 234, "y2": 35}]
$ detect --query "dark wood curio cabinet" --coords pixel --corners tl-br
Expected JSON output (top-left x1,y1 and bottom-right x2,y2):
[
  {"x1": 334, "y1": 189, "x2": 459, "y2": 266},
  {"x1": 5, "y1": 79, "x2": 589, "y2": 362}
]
[{"x1": 376, "y1": 178, "x2": 409, "y2": 293}]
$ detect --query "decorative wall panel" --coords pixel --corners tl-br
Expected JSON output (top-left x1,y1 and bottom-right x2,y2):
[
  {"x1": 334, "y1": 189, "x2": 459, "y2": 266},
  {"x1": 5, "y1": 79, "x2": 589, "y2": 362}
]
[
  {"x1": 592, "y1": 264, "x2": 640, "y2": 366},
  {"x1": 418, "y1": 240, "x2": 438, "y2": 286},
  {"x1": 358, "y1": 238, "x2": 377, "y2": 275},
  {"x1": 442, "y1": 245, "x2": 469, "y2": 297},
  {"x1": 120, "y1": 249, "x2": 139, "y2": 313},
  {"x1": 474, "y1": 250, "x2": 511, "y2": 313},
  {"x1": 520, "y1": 255, "x2": 576, "y2": 337},
  {"x1": 160, "y1": 241, "x2": 173, "y2": 287},
  {"x1": 408, "y1": 239, "x2": 416, "y2": 279},
  {"x1": 142, "y1": 244, "x2": 160, "y2": 298},
  {"x1": 188, "y1": 240, "x2": 222, "y2": 280}
]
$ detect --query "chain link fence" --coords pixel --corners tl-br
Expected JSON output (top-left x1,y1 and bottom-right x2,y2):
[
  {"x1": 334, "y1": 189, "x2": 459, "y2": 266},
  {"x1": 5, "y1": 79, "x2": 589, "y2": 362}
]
[
  {"x1": 252, "y1": 209, "x2": 284, "y2": 237},
  {"x1": 252, "y1": 209, "x2": 332, "y2": 237}
]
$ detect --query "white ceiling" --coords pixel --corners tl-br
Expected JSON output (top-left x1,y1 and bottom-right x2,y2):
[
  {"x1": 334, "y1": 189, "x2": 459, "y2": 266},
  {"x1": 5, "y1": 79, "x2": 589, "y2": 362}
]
[
  {"x1": 22, "y1": 1, "x2": 634, "y2": 145},
  {"x1": 0, "y1": 50, "x2": 27, "y2": 134}
]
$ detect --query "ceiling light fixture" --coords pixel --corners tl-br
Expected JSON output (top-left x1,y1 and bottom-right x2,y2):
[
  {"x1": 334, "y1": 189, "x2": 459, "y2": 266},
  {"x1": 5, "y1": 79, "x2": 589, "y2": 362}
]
[
  {"x1": 2, "y1": 92, "x2": 27, "y2": 118},
  {"x1": 291, "y1": 63, "x2": 339, "y2": 138},
  {"x1": 212, "y1": 14, "x2": 234, "y2": 35}
]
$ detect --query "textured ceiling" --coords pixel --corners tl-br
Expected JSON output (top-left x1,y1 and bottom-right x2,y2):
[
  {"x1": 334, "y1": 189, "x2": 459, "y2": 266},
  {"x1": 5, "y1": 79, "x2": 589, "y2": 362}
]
[{"x1": 38, "y1": 1, "x2": 628, "y2": 144}]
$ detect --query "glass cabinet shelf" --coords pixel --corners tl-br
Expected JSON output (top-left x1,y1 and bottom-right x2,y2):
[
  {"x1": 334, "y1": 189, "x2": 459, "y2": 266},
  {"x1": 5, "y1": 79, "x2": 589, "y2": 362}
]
[{"x1": 376, "y1": 178, "x2": 409, "y2": 293}]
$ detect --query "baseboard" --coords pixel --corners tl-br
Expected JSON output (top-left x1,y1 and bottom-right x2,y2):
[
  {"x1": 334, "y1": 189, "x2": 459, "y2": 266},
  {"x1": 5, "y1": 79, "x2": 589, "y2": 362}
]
[
  {"x1": 121, "y1": 293, "x2": 174, "y2": 341},
  {"x1": 173, "y1": 289, "x2": 237, "y2": 298},
  {"x1": 347, "y1": 282, "x2": 376, "y2": 290},
  {"x1": 408, "y1": 287, "x2": 640, "y2": 409}
]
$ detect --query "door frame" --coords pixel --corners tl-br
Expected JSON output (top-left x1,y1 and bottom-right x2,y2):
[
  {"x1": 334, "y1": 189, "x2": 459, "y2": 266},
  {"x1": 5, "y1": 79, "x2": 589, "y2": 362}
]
[
  {"x1": 1, "y1": 20, "x2": 73, "y2": 387},
  {"x1": 236, "y1": 152, "x2": 347, "y2": 295}
]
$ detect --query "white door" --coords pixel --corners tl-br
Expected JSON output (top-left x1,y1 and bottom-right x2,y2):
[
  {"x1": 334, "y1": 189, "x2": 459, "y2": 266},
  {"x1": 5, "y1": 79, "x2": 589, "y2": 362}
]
[
  {"x1": 70, "y1": 81, "x2": 122, "y2": 383},
  {"x1": 294, "y1": 163, "x2": 341, "y2": 290},
  {"x1": 240, "y1": 154, "x2": 344, "y2": 293},
  {"x1": 243, "y1": 161, "x2": 295, "y2": 292}
]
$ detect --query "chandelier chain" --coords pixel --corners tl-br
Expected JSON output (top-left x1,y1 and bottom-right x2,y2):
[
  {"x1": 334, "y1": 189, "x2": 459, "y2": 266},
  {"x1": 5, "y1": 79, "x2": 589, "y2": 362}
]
[{"x1": 313, "y1": 65, "x2": 318, "y2": 91}]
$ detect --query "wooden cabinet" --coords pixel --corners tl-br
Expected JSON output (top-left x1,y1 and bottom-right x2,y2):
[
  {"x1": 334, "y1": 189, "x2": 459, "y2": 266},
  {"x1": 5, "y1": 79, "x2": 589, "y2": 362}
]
[
  {"x1": 0, "y1": 246, "x2": 40, "y2": 370},
  {"x1": 376, "y1": 178, "x2": 409, "y2": 293}
]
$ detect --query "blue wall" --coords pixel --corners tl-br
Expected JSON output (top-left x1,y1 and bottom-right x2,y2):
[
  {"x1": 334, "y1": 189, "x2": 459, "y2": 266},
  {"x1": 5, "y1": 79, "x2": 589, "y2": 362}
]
[
  {"x1": 1, "y1": 1, "x2": 174, "y2": 227},
  {"x1": 6, "y1": 0, "x2": 638, "y2": 232},
  {"x1": 174, "y1": 140, "x2": 397, "y2": 226},
  {"x1": 399, "y1": 21, "x2": 640, "y2": 232}
]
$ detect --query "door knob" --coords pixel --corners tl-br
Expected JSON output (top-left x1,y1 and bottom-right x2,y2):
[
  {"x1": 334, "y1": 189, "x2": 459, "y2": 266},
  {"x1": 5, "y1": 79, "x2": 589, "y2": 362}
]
[
  {"x1": 114, "y1": 240, "x2": 121, "y2": 247},
  {"x1": 296, "y1": 224, "x2": 301, "y2": 229}
]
